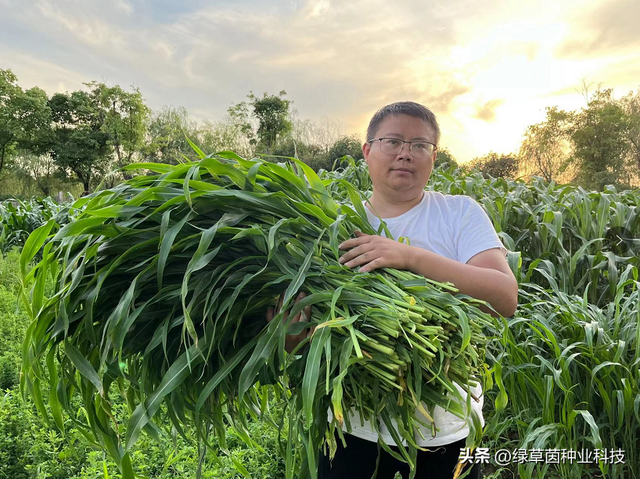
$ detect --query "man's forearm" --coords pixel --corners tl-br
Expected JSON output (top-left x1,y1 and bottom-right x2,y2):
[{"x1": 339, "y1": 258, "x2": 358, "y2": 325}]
[{"x1": 405, "y1": 247, "x2": 518, "y2": 317}]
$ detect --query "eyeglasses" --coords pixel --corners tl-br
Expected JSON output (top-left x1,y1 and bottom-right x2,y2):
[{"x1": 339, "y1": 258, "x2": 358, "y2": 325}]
[{"x1": 368, "y1": 137, "x2": 437, "y2": 158}]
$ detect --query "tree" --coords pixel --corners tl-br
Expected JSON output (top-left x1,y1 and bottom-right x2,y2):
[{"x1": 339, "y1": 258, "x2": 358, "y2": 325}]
[
  {"x1": 227, "y1": 100, "x2": 256, "y2": 149},
  {"x1": 270, "y1": 138, "x2": 329, "y2": 171},
  {"x1": 327, "y1": 135, "x2": 363, "y2": 167},
  {"x1": 196, "y1": 118, "x2": 254, "y2": 159},
  {"x1": 143, "y1": 106, "x2": 199, "y2": 164},
  {"x1": 434, "y1": 148, "x2": 459, "y2": 170},
  {"x1": 289, "y1": 115, "x2": 341, "y2": 153},
  {"x1": 0, "y1": 69, "x2": 51, "y2": 177},
  {"x1": 468, "y1": 152, "x2": 519, "y2": 179},
  {"x1": 569, "y1": 88, "x2": 631, "y2": 190},
  {"x1": 620, "y1": 89, "x2": 640, "y2": 182},
  {"x1": 228, "y1": 91, "x2": 292, "y2": 154},
  {"x1": 268, "y1": 115, "x2": 355, "y2": 172},
  {"x1": 13, "y1": 152, "x2": 58, "y2": 196},
  {"x1": 144, "y1": 107, "x2": 256, "y2": 164},
  {"x1": 519, "y1": 107, "x2": 573, "y2": 183},
  {"x1": 251, "y1": 91, "x2": 292, "y2": 152},
  {"x1": 85, "y1": 82, "x2": 149, "y2": 178},
  {"x1": 48, "y1": 91, "x2": 111, "y2": 194}
]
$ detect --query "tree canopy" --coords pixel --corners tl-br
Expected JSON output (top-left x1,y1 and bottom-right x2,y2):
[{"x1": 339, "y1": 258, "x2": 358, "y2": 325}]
[
  {"x1": 2, "y1": 67, "x2": 639, "y2": 198},
  {"x1": 0, "y1": 69, "x2": 50, "y2": 176},
  {"x1": 47, "y1": 91, "x2": 111, "y2": 194},
  {"x1": 569, "y1": 89, "x2": 631, "y2": 190},
  {"x1": 228, "y1": 90, "x2": 293, "y2": 154}
]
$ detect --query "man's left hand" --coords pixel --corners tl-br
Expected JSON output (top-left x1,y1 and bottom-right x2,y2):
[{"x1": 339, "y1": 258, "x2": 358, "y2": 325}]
[{"x1": 338, "y1": 230, "x2": 413, "y2": 273}]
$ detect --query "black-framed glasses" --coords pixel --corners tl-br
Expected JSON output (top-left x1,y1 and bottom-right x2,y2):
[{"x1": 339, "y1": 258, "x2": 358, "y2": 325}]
[{"x1": 368, "y1": 137, "x2": 437, "y2": 158}]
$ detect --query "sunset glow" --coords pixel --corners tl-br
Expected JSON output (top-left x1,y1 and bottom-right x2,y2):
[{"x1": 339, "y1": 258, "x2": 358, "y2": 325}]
[{"x1": 1, "y1": 0, "x2": 638, "y2": 162}]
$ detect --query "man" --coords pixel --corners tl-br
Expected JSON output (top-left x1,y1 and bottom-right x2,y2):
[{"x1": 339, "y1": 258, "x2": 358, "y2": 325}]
[{"x1": 272, "y1": 101, "x2": 518, "y2": 478}]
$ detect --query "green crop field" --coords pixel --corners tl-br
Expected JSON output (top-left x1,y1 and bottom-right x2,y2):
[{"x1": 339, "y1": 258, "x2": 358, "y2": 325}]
[{"x1": 1, "y1": 154, "x2": 638, "y2": 479}]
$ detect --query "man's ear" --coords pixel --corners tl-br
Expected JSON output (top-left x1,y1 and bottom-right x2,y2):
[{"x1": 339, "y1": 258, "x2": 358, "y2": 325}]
[{"x1": 362, "y1": 142, "x2": 371, "y2": 164}]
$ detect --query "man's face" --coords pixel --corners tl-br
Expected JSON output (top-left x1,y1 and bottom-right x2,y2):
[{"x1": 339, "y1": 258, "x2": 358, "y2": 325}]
[{"x1": 362, "y1": 114, "x2": 437, "y2": 200}]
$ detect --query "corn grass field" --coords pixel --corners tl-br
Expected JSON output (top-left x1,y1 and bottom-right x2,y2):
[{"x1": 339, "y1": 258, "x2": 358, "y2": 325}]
[
  {"x1": 425, "y1": 167, "x2": 640, "y2": 479},
  {"x1": 0, "y1": 197, "x2": 76, "y2": 255},
  {"x1": 4, "y1": 152, "x2": 640, "y2": 479}
]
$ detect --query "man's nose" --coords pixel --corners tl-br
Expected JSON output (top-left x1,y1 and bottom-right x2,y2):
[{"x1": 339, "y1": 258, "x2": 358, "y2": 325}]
[{"x1": 397, "y1": 142, "x2": 413, "y2": 158}]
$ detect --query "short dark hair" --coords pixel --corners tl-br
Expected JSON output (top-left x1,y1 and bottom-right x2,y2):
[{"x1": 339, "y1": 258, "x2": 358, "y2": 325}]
[{"x1": 366, "y1": 101, "x2": 440, "y2": 146}]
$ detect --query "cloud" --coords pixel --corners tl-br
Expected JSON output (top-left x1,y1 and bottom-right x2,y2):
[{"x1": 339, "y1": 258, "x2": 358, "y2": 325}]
[
  {"x1": 36, "y1": 1, "x2": 130, "y2": 50},
  {"x1": 510, "y1": 41, "x2": 540, "y2": 62},
  {"x1": 474, "y1": 99, "x2": 505, "y2": 122},
  {"x1": 304, "y1": 0, "x2": 331, "y2": 18},
  {"x1": 422, "y1": 83, "x2": 472, "y2": 114},
  {"x1": 556, "y1": 0, "x2": 640, "y2": 58},
  {"x1": 115, "y1": 0, "x2": 133, "y2": 15},
  {"x1": 0, "y1": 50, "x2": 90, "y2": 90},
  {"x1": 0, "y1": 0, "x2": 532, "y2": 160},
  {"x1": 157, "y1": 0, "x2": 466, "y2": 120}
]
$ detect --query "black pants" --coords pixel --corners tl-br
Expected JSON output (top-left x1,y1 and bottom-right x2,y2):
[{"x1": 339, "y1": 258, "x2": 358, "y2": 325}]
[{"x1": 318, "y1": 433, "x2": 481, "y2": 479}]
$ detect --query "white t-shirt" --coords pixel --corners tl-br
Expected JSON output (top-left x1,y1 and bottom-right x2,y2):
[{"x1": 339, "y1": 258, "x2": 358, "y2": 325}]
[{"x1": 333, "y1": 190, "x2": 506, "y2": 447}]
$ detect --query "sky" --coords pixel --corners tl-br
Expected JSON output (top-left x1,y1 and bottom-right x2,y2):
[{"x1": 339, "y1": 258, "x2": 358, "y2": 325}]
[{"x1": 1, "y1": 0, "x2": 639, "y2": 163}]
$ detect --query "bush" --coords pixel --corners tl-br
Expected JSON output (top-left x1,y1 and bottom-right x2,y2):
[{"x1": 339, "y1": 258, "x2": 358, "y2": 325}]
[
  {"x1": 269, "y1": 137, "x2": 332, "y2": 172},
  {"x1": 0, "y1": 386, "x2": 287, "y2": 479},
  {"x1": 1, "y1": 197, "x2": 76, "y2": 255},
  {"x1": 0, "y1": 246, "x2": 283, "y2": 479},
  {"x1": 467, "y1": 152, "x2": 519, "y2": 179},
  {"x1": 0, "y1": 284, "x2": 28, "y2": 390},
  {"x1": 0, "y1": 390, "x2": 90, "y2": 479},
  {"x1": 0, "y1": 248, "x2": 21, "y2": 293},
  {"x1": 327, "y1": 135, "x2": 363, "y2": 166},
  {"x1": 435, "y1": 147, "x2": 459, "y2": 170}
]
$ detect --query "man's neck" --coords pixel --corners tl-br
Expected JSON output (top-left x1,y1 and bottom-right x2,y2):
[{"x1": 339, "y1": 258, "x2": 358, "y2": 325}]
[{"x1": 365, "y1": 190, "x2": 425, "y2": 219}]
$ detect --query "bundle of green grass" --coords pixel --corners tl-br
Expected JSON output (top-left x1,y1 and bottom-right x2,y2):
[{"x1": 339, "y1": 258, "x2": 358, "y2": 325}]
[{"x1": 21, "y1": 150, "x2": 493, "y2": 479}]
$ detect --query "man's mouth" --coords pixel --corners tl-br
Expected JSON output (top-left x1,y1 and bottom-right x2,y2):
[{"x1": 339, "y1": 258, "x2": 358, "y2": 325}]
[{"x1": 393, "y1": 168, "x2": 412, "y2": 172}]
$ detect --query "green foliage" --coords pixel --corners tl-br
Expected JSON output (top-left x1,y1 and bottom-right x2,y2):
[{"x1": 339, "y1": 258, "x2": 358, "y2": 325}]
[
  {"x1": 12, "y1": 152, "x2": 63, "y2": 197},
  {"x1": 0, "y1": 69, "x2": 51, "y2": 177},
  {"x1": 466, "y1": 152, "x2": 520, "y2": 179},
  {"x1": 85, "y1": 82, "x2": 150, "y2": 180},
  {"x1": 569, "y1": 89, "x2": 632, "y2": 191},
  {"x1": 328, "y1": 161, "x2": 640, "y2": 478},
  {"x1": 428, "y1": 172, "x2": 640, "y2": 307},
  {"x1": 327, "y1": 135, "x2": 363, "y2": 164},
  {"x1": 516, "y1": 88, "x2": 640, "y2": 189},
  {"x1": 250, "y1": 91, "x2": 292, "y2": 152},
  {"x1": 270, "y1": 137, "x2": 331, "y2": 171},
  {"x1": 0, "y1": 389, "x2": 96, "y2": 479},
  {"x1": 196, "y1": 118, "x2": 254, "y2": 160},
  {"x1": 519, "y1": 106, "x2": 573, "y2": 183},
  {"x1": 0, "y1": 197, "x2": 75, "y2": 255},
  {"x1": 21, "y1": 155, "x2": 491, "y2": 479},
  {"x1": 0, "y1": 245, "x2": 286, "y2": 479},
  {"x1": 0, "y1": 78, "x2": 151, "y2": 195},
  {"x1": 434, "y1": 147, "x2": 459, "y2": 170},
  {"x1": 1, "y1": 160, "x2": 639, "y2": 478},
  {"x1": 484, "y1": 276, "x2": 639, "y2": 479},
  {"x1": 143, "y1": 106, "x2": 199, "y2": 164},
  {"x1": 620, "y1": 89, "x2": 640, "y2": 176},
  {"x1": 144, "y1": 107, "x2": 254, "y2": 165},
  {"x1": 0, "y1": 250, "x2": 28, "y2": 389},
  {"x1": 1, "y1": 66, "x2": 639, "y2": 478},
  {"x1": 0, "y1": 286, "x2": 26, "y2": 390},
  {"x1": 229, "y1": 91, "x2": 293, "y2": 153},
  {"x1": 0, "y1": 387, "x2": 287, "y2": 479},
  {"x1": 321, "y1": 156, "x2": 372, "y2": 195},
  {"x1": 270, "y1": 132, "x2": 362, "y2": 173},
  {"x1": 48, "y1": 90, "x2": 112, "y2": 194}
]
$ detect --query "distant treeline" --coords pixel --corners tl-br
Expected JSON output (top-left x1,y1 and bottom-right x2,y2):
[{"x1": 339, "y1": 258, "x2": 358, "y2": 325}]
[{"x1": 1, "y1": 68, "x2": 639, "y2": 199}]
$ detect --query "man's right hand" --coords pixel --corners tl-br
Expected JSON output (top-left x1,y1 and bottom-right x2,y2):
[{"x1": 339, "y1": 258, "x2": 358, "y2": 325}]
[{"x1": 266, "y1": 291, "x2": 314, "y2": 353}]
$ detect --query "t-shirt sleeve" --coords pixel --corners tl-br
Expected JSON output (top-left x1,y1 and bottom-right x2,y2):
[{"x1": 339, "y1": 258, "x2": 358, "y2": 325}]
[{"x1": 454, "y1": 197, "x2": 507, "y2": 264}]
